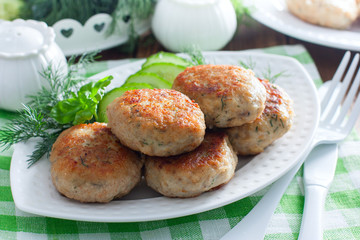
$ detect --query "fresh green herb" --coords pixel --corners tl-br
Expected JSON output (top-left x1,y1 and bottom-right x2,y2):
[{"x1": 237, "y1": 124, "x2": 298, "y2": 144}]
[
  {"x1": 0, "y1": 105, "x2": 66, "y2": 166},
  {"x1": 80, "y1": 156, "x2": 89, "y2": 168},
  {"x1": 0, "y1": 52, "x2": 111, "y2": 167},
  {"x1": 239, "y1": 58, "x2": 256, "y2": 70},
  {"x1": 239, "y1": 59, "x2": 289, "y2": 83},
  {"x1": 262, "y1": 65, "x2": 289, "y2": 83},
  {"x1": 280, "y1": 119, "x2": 284, "y2": 128},
  {"x1": 184, "y1": 45, "x2": 207, "y2": 66},
  {"x1": 221, "y1": 96, "x2": 226, "y2": 111},
  {"x1": 230, "y1": 0, "x2": 252, "y2": 26},
  {"x1": 27, "y1": 51, "x2": 101, "y2": 116},
  {"x1": 109, "y1": 0, "x2": 156, "y2": 53},
  {"x1": 20, "y1": 0, "x2": 118, "y2": 25},
  {"x1": 50, "y1": 75, "x2": 112, "y2": 125},
  {"x1": 140, "y1": 139, "x2": 149, "y2": 145},
  {"x1": 0, "y1": 0, "x2": 24, "y2": 20}
]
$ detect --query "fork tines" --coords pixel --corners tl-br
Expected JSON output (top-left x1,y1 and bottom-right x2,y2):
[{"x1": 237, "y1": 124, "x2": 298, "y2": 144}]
[{"x1": 320, "y1": 51, "x2": 360, "y2": 132}]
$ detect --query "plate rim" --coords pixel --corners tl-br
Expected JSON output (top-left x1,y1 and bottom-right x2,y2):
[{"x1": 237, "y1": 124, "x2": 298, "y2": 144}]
[
  {"x1": 10, "y1": 51, "x2": 320, "y2": 222},
  {"x1": 248, "y1": 0, "x2": 360, "y2": 51}
]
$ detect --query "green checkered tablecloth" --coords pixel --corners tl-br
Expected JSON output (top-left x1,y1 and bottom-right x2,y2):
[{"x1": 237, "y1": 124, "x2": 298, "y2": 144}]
[{"x1": 1, "y1": 45, "x2": 359, "y2": 240}]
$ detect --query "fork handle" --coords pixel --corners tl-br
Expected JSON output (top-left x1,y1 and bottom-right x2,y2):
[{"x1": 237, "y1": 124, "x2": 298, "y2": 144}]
[
  {"x1": 298, "y1": 185, "x2": 328, "y2": 240},
  {"x1": 220, "y1": 158, "x2": 303, "y2": 240}
]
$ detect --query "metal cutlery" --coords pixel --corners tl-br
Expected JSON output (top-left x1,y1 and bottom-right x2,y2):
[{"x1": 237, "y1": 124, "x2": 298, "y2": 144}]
[{"x1": 220, "y1": 51, "x2": 360, "y2": 240}]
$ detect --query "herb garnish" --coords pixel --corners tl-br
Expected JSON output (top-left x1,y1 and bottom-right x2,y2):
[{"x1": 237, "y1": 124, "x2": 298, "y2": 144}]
[
  {"x1": 239, "y1": 59, "x2": 289, "y2": 83},
  {"x1": 0, "y1": 52, "x2": 112, "y2": 167},
  {"x1": 239, "y1": 57, "x2": 256, "y2": 70},
  {"x1": 50, "y1": 75, "x2": 112, "y2": 125},
  {"x1": 262, "y1": 65, "x2": 289, "y2": 83},
  {"x1": 184, "y1": 46, "x2": 207, "y2": 66}
]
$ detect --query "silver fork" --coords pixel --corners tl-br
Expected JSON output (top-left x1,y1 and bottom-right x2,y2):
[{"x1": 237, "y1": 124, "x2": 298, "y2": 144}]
[{"x1": 220, "y1": 51, "x2": 360, "y2": 240}]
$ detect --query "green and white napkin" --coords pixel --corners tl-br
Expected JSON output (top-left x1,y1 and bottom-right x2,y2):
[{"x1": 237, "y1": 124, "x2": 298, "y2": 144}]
[{"x1": 1, "y1": 44, "x2": 359, "y2": 240}]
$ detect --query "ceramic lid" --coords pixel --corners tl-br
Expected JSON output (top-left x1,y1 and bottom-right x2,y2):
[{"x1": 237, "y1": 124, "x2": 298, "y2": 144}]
[{"x1": 0, "y1": 19, "x2": 55, "y2": 58}]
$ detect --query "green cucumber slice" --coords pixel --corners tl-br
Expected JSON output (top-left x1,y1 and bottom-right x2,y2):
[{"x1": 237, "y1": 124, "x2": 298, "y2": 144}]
[
  {"x1": 121, "y1": 82, "x2": 153, "y2": 89},
  {"x1": 139, "y1": 62, "x2": 186, "y2": 84},
  {"x1": 126, "y1": 72, "x2": 172, "y2": 89},
  {"x1": 142, "y1": 51, "x2": 191, "y2": 68},
  {"x1": 97, "y1": 84, "x2": 151, "y2": 123}
]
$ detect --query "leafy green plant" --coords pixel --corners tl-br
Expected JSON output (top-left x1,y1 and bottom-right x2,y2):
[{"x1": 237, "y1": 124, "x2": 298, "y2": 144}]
[
  {"x1": 184, "y1": 46, "x2": 207, "y2": 66},
  {"x1": 50, "y1": 75, "x2": 112, "y2": 125},
  {"x1": 0, "y1": 52, "x2": 112, "y2": 167},
  {"x1": 20, "y1": 0, "x2": 118, "y2": 25},
  {"x1": 109, "y1": 0, "x2": 157, "y2": 53},
  {"x1": 0, "y1": 0, "x2": 25, "y2": 20}
]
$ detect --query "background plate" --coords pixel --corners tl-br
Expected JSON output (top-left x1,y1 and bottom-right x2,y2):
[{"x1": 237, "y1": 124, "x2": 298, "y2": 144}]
[
  {"x1": 10, "y1": 51, "x2": 319, "y2": 222},
  {"x1": 249, "y1": 0, "x2": 360, "y2": 51}
]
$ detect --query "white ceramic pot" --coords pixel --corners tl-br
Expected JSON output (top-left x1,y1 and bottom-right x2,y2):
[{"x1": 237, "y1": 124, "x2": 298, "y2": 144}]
[
  {"x1": 0, "y1": 19, "x2": 67, "y2": 111},
  {"x1": 151, "y1": 0, "x2": 237, "y2": 52}
]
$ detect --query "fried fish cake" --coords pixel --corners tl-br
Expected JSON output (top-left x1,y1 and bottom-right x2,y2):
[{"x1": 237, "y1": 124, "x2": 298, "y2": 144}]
[
  {"x1": 286, "y1": 0, "x2": 358, "y2": 29},
  {"x1": 145, "y1": 131, "x2": 238, "y2": 198},
  {"x1": 49, "y1": 122, "x2": 143, "y2": 203},
  {"x1": 225, "y1": 79, "x2": 294, "y2": 155},
  {"x1": 106, "y1": 89, "x2": 206, "y2": 157},
  {"x1": 172, "y1": 64, "x2": 267, "y2": 128}
]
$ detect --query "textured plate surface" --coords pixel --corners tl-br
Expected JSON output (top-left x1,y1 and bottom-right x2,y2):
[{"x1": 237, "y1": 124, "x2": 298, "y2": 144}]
[
  {"x1": 10, "y1": 51, "x2": 319, "y2": 222},
  {"x1": 249, "y1": 0, "x2": 360, "y2": 51}
]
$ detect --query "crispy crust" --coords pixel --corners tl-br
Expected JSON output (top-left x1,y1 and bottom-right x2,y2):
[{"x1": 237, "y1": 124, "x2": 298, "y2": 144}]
[
  {"x1": 50, "y1": 122, "x2": 143, "y2": 203},
  {"x1": 106, "y1": 89, "x2": 206, "y2": 156},
  {"x1": 226, "y1": 79, "x2": 294, "y2": 155},
  {"x1": 145, "y1": 131, "x2": 238, "y2": 198},
  {"x1": 286, "y1": 0, "x2": 358, "y2": 29},
  {"x1": 172, "y1": 64, "x2": 267, "y2": 128}
]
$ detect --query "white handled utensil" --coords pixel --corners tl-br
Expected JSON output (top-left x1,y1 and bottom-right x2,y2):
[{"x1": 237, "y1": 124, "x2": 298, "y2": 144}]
[
  {"x1": 220, "y1": 51, "x2": 360, "y2": 240},
  {"x1": 298, "y1": 144, "x2": 338, "y2": 240}
]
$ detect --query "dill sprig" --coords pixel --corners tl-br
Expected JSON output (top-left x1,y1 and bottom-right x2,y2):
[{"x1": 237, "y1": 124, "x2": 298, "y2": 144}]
[
  {"x1": 27, "y1": 51, "x2": 100, "y2": 115},
  {"x1": 184, "y1": 46, "x2": 207, "y2": 66},
  {"x1": 239, "y1": 59, "x2": 289, "y2": 83},
  {"x1": 239, "y1": 58, "x2": 256, "y2": 70},
  {"x1": 0, "y1": 105, "x2": 67, "y2": 167},
  {"x1": 0, "y1": 51, "x2": 102, "y2": 167},
  {"x1": 0, "y1": 106, "x2": 48, "y2": 150},
  {"x1": 261, "y1": 65, "x2": 289, "y2": 83}
]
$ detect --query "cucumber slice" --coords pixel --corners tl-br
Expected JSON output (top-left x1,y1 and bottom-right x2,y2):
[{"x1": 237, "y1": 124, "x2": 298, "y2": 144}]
[
  {"x1": 142, "y1": 51, "x2": 191, "y2": 68},
  {"x1": 121, "y1": 82, "x2": 153, "y2": 89},
  {"x1": 139, "y1": 62, "x2": 186, "y2": 84},
  {"x1": 97, "y1": 84, "x2": 150, "y2": 123},
  {"x1": 126, "y1": 72, "x2": 172, "y2": 89}
]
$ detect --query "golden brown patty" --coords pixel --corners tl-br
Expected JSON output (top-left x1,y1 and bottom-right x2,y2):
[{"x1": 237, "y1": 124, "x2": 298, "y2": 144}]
[
  {"x1": 106, "y1": 89, "x2": 206, "y2": 157},
  {"x1": 145, "y1": 131, "x2": 238, "y2": 198},
  {"x1": 225, "y1": 79, "x2": 294, "y2": 155},
  {"x1": 286, "y1": 0, "x2": 358, "y2": 29},
  {"x1": 172, "y1": 64, "x2": 267, "y2": 128},
  {"x1": 49, "y1": 122, "x2": 143, "y2": 203}
]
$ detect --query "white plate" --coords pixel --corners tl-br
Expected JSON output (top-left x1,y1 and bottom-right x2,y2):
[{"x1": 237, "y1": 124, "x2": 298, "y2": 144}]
[
  {"x1": 248, "y1": 0, "x2": 360, "y2": 51},
  {"x1": 10, "y1": 51, "x2": 320, "y2": 222}
]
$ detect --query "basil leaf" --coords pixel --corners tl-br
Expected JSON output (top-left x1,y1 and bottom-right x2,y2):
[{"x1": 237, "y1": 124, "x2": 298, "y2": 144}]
[{"x1": 50, "y1": 76, "x2": 113, "y2": 124}]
